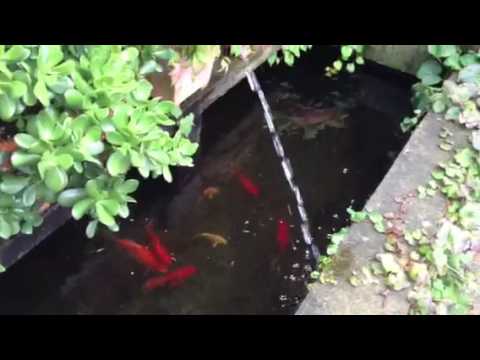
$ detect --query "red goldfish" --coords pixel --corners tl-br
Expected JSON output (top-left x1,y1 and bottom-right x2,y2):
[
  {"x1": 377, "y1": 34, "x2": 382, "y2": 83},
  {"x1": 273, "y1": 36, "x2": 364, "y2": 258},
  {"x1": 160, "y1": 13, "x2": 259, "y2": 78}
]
[
  {"x1": 233, "y1": 169, "x2": 260, "y2": 198},
  {"x1": 276, "y1": 218, "x2": 290, "y2": 253},
  {"x1": 0, "y1": 139, "x2": 17, "y2": 153},
  {"x1": 116, "y1": 239, "x2": 169, "y2": 273},
  {"x1": 143, "y1": 265, "x2": 198, "y2": 292},
  {"x1": 145, "y1": 222, "x2": 173, "y2": 268}
]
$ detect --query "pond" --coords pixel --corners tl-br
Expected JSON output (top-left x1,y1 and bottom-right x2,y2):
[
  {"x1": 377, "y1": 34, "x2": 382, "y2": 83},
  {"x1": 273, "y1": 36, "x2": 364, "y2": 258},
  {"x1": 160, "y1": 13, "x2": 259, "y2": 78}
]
[{"x1": 0, "y1": 46, "x2": 416, "y2": 314}]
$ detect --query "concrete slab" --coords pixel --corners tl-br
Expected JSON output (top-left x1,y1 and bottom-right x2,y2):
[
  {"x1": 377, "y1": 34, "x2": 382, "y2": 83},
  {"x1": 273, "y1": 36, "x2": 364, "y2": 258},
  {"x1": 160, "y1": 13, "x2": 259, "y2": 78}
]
[{"x1": 296, "y1": 112, "x2": 471, "y2": 315}]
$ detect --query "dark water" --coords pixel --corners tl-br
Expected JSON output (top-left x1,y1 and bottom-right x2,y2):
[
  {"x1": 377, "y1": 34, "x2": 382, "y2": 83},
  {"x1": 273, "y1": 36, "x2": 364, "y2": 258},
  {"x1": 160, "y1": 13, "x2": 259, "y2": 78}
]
[{"x1": 0, "y1": 46, "x2": 416, "y2": 314}]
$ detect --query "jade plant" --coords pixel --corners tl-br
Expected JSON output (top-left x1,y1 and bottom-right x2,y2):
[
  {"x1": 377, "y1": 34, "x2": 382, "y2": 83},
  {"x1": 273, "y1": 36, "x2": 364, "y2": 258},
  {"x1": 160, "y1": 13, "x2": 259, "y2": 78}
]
[
  {"x1": 0, "y1": 45, "x2": 200, "y2": 240},
  {"x1": 0, "y1": 44, "x2": 311, "y2": 242}
]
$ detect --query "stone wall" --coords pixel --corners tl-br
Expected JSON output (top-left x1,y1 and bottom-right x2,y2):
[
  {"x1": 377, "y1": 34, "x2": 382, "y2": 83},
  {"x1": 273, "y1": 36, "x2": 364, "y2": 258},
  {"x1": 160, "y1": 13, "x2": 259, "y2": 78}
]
[{"x1": 365, "y1": 45, "x2": 480, "y2": 75}]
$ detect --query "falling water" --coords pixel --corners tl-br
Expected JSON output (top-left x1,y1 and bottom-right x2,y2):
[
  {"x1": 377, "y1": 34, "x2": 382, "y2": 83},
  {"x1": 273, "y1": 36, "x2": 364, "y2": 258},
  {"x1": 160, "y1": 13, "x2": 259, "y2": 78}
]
[{"x1": 245, "y1": 71, "x2": 320, "y2": 266}]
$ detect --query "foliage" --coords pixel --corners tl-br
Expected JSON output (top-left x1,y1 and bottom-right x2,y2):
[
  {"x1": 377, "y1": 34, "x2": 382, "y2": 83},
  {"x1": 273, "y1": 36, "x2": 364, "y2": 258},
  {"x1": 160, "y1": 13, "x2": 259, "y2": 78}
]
[
  {"x1": 325, "y1": 45, "x2": 366, "y2": 77},
  {"x1": 350, "y1": 45, "x2": 480, "y2": 314},
  {"x1": 0, "y1": 44, "x2": 310, "y2": 247},
  {"x1": 0, "y1": 45, "x2": 200, "y2": 240},
  {"x1": 310, "y1": 227, "x2": 349, "y2": 285},
  {"x1": 267, "y1": 45, "x2": 313, "y2": 67},
  {"x1": 401, "y1": 45, "x2": 480, "y2": 133}
]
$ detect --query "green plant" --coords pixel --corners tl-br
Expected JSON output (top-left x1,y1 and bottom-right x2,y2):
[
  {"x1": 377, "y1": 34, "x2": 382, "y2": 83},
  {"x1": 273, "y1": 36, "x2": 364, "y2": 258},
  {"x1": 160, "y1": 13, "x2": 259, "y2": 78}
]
[
  {"x1": 0, "y1": 45, "x2": 200, "y2": 240},
  {"x1": 325, "y1": 45, "x2": 365, "y2": 77},
  {"x1": 268, "y1": 45, "x2": 313, "y2": 67},
  {"x1": 310, "y1": 227, "x2": 348, "y2": 285},
  {"x1": 401, "y1": 45, "x2": 480, "y2": 133}
]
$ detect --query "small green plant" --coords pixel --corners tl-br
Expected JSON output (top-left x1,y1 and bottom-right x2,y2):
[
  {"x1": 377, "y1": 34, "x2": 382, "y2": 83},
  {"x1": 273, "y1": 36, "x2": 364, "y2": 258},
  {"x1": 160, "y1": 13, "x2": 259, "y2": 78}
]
[
  {"x1": 0, "y1": 45, "x2": 200, "y2": 240},
  {"x1": 325, "y1": 45, "x2": 365, "y2": 77},
  {"x1": 268, "y1": 45, "x2": 313, "y2": 67},
  {"x1": 310, "y1": 227, "x2": 349, "y2": 285},
  {"x1": 401, "y1": 45, "x2": 480, "y2": 133}
]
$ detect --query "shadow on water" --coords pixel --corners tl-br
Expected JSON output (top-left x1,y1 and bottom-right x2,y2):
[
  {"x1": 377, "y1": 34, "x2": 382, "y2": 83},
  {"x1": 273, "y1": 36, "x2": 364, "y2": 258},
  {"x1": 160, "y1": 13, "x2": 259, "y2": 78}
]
[{"x1": 0, "y1": 46, "x2": 417, "y2": 314}]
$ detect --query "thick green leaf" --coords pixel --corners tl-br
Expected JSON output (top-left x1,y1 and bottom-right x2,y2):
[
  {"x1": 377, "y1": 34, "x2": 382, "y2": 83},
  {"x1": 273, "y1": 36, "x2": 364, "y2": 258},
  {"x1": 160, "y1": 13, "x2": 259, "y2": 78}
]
[
  {"x1": 4, "y1": 45, "x2": 30, "y2": 62},
  {"x1": 38, "y1": 45, "x2": 64, "y2": 71},
  {"x1": 148, "y1": 148, "x2": 169, "y2": 164},
  {"x1": 443, "y1": 54, "x2": 462, "y2": 71},
  {"x1": 0, "y1": 217, "x2": 12, "y2": 239},
  {"x1": 346, "y1": 63, "x2": 355, "y2": 73},
  {"x1": 14, "y1": 133, "x2": 38, "y2": 149},
  {"x1": 85, "y1": 179, "x2": 102, "y2": 199},
  {"x1": 179, "y1": 114, "x2": 194, "y2": 136},
  {"x1": 57, "y1": 188, "x2": 87, "y2": 207},
  {"x1": 81, "y1": 139, "x2": 104, "y2": 157},
  {"x1": 433, "y1": 100, "x2": 446, "y2": 113},
  {"x1": 459, "y1": 202, "x2": 480, "y2": 230},
  {"x1": 44, "y1": 166, "x2": 68, "y2": 192},
  {"x1": 47, "y1": 76, "x2": 74, "y2": 94},
  {"x1": 179, "y1": 141, "x2": 198, "y2": 156},
  {"x1": 98, "y1": 199, "x2": 120, "y2": 216},
  {"x1": 0, "y1": 175, "x2": 30, "y2": 194},
  {"x1": 33, "y1": 80, "x2": 50, "y2": 106},
  {"x1": 118, "y1": 204, "x2": 129, "y2": 218},
  {"x1": 20, "y1": 222, "x2": 33, "y2": 235},
  {"x1": 417, "y1": 60, "x2": 443, "y2": 86},
  {"x1": 72, "y1": 198, "x2": 94, "y2": 220},
  {"x1": 333, "y1": 60, "x2": 343, "y2": 71},
  {"x1": 445, "y1": 106, "x2": 461, "y2": 120},
  {"x1": 153, "y1": 100, "x2": 182, "y2": 118},
  {"x1": 106, "y1": 131, "x2": 125, "y2": 145},
  {"x1": 107, "y1": 151, "x2": 130, "y2": 176},
  {"x1": 139, "y1": 60, "x2": 162, "y2": 76},
  {"x1": 120, "y1": 47, "x2": 139, "y2": 63},
  {"x1": 22, "y1": 185, "x2": 37, "y2": 207},
  {"x1": 162, "y1": 165, "x2": 172, "y2": 183},
  {"x1": 96, "y1": 202, "x2": 116, "y2": 227},
  {"x1": 86, "y1": 220, "x2": 98, "y2": 239},
  {"x1": 458, "y1": 64, "x2": 480, "y2": 84},
  {"x1": 341, "y1": 46, "x2": 353, "y2": 60},
  {"x1": 115, "y1": 179, "x2": 139, "y2": 194},
  {"x1": 347, "y1": 208, "x2": 368, "y2": 222},
  {"x1": 64, "y1": 88, "x2": 84, "y2": 109},
  {"x1": 460, "y1": 54, "x2": 478, "y2": 67},
  {"x1": 132, "y1": 79, "x2": 153, "y2": 102},
  {"x1": 428, "y1": 45, "x2": 458, "y2": 59},
  {"x1": 129, "y1": 150, "x2": 146, "y2": 168},
  {"x1": 0, "y1": 193, "x2": 14, "y2": 207},
  {"x1": 7, "y1": 81, "x2": 27, "y2": 99},
  {"x1": 0, "y1": 94, "x2": 16, "y2": 120},
  {"x1": 55, "y1": 153, "x2": 74, "y2": 170},
  {"x1": 53, "y1": 59, "x2": 75, "y2": 75}
]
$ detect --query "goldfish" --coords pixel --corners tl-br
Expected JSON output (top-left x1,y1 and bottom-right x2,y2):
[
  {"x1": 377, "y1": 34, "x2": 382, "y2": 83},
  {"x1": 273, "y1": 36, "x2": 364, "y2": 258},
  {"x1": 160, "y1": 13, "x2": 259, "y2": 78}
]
[
  {"x1": 233, "y1": 169, "x2": 260, "y2": 198},
  {"x1": 145, "y1": 222, "x2": 173, "y2": 268},
  {"x1": 116, "y1": 239, "x2": 169, "y2": 273},
  {"x1": 276, "y1": 218, "x2": 290, "y2": 253},
  {"x1": 202, "y1": 186, "x2": 220, "y2": 200},
  {"x1": 0, "y1": 139, "x2": 17, "y2": 153},
  {"x1": 193, "y1": 233, "x2": 228, "y2": 247},
  {"x1": 143, "y1": 265, "x2": 198, "y2": 292}
]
